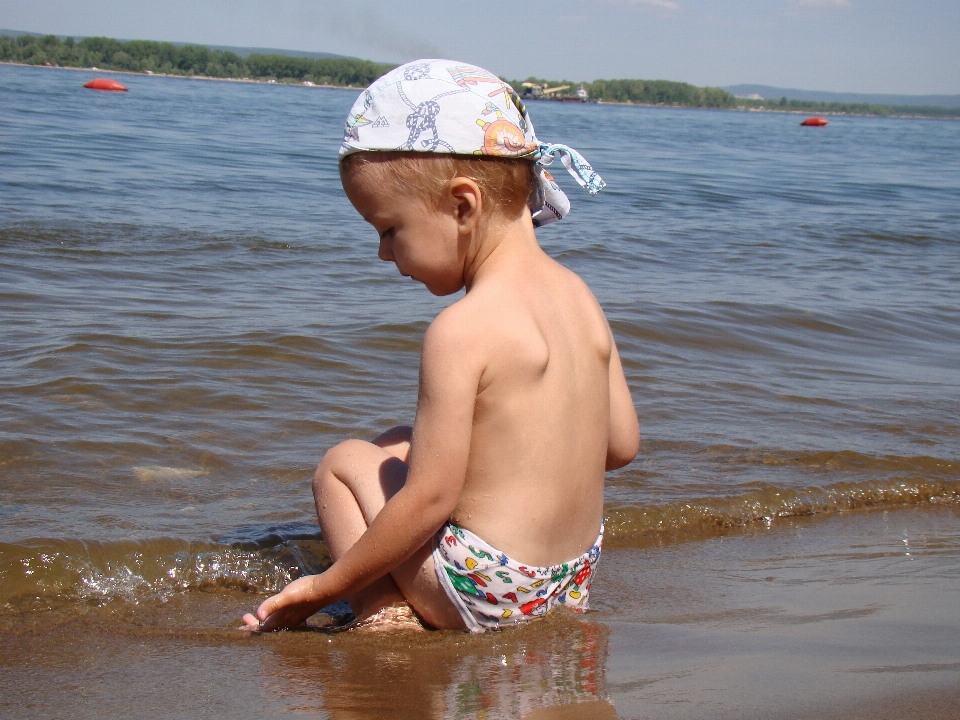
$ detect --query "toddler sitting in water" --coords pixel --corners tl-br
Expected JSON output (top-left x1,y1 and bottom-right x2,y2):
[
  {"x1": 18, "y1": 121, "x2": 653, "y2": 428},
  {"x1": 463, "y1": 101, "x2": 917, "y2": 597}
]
[{"x1": 242, "y1": 60, "x2": 639, "y2": 633}]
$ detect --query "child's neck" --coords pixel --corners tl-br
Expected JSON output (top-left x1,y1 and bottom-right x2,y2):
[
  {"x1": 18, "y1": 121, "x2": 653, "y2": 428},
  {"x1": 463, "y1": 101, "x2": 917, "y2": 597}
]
[{"x1": 464, "y1": 212, "x2": 542, "y2": 292}]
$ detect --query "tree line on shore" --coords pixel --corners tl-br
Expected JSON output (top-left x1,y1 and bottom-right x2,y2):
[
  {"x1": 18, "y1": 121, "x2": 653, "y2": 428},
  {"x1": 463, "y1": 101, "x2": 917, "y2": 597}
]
[
  {"x1": 0, "y1": 33, "x2": 392, "y2": 87},
  {"x1": 739, "y1": 94, "x2": 960, "y2": 119},
  {"x1": 510, "y1": 76, "x2": 735, "y2": 108},
  {"x1": 4, "y1": 33, "x2": 958, "y2": 118},
  {"x1": 516, "y1": 75, "x2": 960, "y2": 117}
]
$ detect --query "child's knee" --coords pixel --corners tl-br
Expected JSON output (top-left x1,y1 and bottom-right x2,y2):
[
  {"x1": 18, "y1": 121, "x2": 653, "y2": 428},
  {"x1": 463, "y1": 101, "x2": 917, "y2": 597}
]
[{"x1": 312, "y1": 438, "x2": 382, "y2": 498}]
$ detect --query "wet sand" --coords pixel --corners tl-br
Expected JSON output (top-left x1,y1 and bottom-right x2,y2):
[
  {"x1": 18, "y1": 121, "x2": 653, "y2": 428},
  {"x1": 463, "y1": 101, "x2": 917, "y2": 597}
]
[
  {"x1": 601, "y1": 505, "x2": 960, "y2": 719},
  {"x1": 3, "y1": 505, "x2": 958, "y2": 719}
]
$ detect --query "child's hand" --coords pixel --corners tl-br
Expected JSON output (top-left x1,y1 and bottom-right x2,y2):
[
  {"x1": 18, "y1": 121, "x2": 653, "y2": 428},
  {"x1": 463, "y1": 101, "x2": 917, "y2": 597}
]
[{"x1": 239, "y1": 574, "x2": 328, "y2": 632}]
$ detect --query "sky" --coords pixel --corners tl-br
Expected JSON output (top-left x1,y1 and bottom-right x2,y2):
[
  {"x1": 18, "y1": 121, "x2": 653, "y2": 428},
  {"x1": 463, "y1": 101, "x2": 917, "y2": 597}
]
[{"x1": 3, "y1": 0, "x2": 959, "y2": 95}]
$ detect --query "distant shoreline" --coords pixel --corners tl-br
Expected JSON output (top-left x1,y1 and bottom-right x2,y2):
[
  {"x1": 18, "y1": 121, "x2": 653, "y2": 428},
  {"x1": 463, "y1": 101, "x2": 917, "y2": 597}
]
[
  {"x1": 0, "y1": 59, "x2": 356, "y2": 91},
  {"x1": 4, "y1": 60, "x2": 957, "y2": 121},
  {"x1": 5, "y1": 31, "x2": 960, "y2": 118},
  {"x1": 591, "y1": 95, "x2": 959, "y2": 120}
]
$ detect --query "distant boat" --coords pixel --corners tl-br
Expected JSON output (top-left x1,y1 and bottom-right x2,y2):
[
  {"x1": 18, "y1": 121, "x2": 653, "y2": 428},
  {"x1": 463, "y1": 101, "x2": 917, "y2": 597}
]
[
  {"x1": 83, "y1": 78, "x2": 128, "y2": 92},
  {"x1": 801, "y1": 117, "x2": 829, "y2": 127},
  {"x1": 520, "y1": 81, "x2": 570, "y2": 99}
]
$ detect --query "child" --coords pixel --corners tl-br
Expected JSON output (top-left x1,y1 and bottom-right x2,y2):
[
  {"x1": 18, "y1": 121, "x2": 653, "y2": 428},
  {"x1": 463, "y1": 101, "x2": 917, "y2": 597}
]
[{"x1": 242, "y1": 60, "x2": 639, "y2": 633}]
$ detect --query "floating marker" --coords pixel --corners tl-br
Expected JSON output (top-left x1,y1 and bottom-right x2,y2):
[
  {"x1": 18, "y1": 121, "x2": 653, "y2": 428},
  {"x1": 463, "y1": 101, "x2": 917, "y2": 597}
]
[
  {"x1": 84, "y1": 78, "x2": 128, "y2": 92},
  {"x1": 801, "y1": 117, "x2": 828, "y2": 127}
]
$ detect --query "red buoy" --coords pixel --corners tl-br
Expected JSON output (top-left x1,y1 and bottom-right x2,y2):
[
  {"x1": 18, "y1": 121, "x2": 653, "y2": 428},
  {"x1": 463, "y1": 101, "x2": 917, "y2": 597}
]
[
  {"x1": 800, "y1": 117, "x2": 828, "y2": 127},
  {"x1": 83, "y1": 78, "x2": 128, "y2": 92}
]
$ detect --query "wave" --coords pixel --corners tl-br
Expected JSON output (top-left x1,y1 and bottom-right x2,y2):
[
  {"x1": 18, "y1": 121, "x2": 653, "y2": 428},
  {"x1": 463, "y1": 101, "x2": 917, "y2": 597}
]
[
  {"x1": 1, "y1": 477, "x2": 956, "y2": 610},
  {"x1": 0, "y1": 536, "x2": 330, "y2": 610},
  {"x1": 605, "y1": 476, "x2": 960, "y2": 548}
]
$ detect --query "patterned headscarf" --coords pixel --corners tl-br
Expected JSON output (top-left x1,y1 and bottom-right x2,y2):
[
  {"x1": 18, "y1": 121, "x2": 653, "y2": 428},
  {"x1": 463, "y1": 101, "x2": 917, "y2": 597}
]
[{"x1": 340, "y1": 59, "x2": 605, "y2": 227}]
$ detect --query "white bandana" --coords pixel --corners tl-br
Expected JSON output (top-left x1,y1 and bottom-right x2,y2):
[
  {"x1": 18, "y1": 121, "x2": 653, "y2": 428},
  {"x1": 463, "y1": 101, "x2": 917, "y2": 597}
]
[{"x1": 339, "y1": 59, "x2": 605, "y2": 226}]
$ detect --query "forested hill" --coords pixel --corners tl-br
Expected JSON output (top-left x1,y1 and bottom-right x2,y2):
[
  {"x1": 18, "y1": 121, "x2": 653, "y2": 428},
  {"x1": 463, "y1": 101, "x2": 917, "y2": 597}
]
[
  {"x1": 725, "y1": 84, "x2": 960, "y2": 110},
  {"x1": 0, "y1": 33, "x2": 394, "y2": 87},
  {"x1": 3, "y1": 32, "x2": 959, "y2": 118}
]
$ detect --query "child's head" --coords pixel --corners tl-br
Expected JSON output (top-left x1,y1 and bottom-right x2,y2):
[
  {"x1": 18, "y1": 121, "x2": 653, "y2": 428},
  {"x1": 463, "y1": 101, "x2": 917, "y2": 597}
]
[
  {"x1": 338, "y1": 59, "x2": 606, "y2": 228},
  {"x1": 341, "y1": 152, "x2": 535, "y2": 296}
]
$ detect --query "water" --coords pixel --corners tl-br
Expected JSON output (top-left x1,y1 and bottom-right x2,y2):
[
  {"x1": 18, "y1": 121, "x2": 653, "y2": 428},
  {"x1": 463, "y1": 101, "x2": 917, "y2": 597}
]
[{"x1": 1, "y1": 64, "x2": 959, "y2": 608}]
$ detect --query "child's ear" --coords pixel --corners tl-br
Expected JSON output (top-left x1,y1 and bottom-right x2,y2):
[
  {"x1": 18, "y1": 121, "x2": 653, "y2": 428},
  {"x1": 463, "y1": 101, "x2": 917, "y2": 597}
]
[{"x1": 447, "y1": 177, "x2": 482, "y2": 234}]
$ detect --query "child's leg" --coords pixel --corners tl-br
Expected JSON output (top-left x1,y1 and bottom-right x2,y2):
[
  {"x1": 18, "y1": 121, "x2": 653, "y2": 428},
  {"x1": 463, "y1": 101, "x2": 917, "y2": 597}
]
[
  {"x1": 316, "y1": 425, "x2": 409, "y2": 617},
  {"x1": 312, "y1": 436, "x2": 408, "y2": 618},
  {"x1": 312, "y1": 434, "x2": 466, "y2": 630},
  {"x1": 371, "y1": 424, "x2": 412, "y2": 462}
]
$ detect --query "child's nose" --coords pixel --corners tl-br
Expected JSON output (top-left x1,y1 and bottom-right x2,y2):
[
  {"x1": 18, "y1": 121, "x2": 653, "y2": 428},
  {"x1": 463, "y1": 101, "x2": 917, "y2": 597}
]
[{"x1": 378, "y1": 237, "x2": 394, "y2": 262}]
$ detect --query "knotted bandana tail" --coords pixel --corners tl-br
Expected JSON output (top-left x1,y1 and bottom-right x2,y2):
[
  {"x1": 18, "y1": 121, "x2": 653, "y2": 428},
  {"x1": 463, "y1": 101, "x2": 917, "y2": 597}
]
[{"x1": 531, "y1": 143, "x2": 606, "y2": 227}]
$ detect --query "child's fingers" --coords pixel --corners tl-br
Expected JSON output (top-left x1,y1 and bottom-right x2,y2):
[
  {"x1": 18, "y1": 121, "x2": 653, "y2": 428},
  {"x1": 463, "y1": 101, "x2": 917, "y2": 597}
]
[
  {"x1": 239, "y1": 612, "x2": 263, "y2": 631},
  {"x1": 256, "y1": 575, "x2": 321, "y2": 620},
  {"x1": 245, "y1": 576, "x2": 325, "y2": 631},
  {"x1": 257, "y1": 594, "x2": 281, "y2": 622},
  {"x1": 242, "y1": 605, "x2": 284, "y2": 632},
  {"x1": 253, "y1": 605, "x2": 303, "y2": 632}
]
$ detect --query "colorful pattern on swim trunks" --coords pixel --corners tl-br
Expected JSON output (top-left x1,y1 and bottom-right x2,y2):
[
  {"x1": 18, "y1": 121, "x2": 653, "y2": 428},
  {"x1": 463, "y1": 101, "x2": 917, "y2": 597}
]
[
  {"x1": 339, "y1": 59, "x2": 605, "y2": 227},
  {"x1": 433, "y1": 522, "x2": 603, "y2": 632}
]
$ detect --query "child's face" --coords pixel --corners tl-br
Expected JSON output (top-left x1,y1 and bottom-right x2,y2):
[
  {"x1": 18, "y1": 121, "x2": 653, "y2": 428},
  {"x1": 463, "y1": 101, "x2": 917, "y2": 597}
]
[{"x1": 343, "y1": 170, "x2": 466, "y2": 296}]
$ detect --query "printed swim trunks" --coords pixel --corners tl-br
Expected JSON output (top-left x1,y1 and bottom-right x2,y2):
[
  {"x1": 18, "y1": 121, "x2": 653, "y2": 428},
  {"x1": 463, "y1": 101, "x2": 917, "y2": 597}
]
[{"x1": 432, "y1": 522, "x2": 603, "y2": 633}]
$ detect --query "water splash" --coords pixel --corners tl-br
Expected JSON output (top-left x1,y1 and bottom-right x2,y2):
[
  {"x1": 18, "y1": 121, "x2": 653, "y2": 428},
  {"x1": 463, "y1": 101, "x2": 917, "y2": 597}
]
[{"x1": 0, "y1": 537, "x2": 329, "y2": 610}]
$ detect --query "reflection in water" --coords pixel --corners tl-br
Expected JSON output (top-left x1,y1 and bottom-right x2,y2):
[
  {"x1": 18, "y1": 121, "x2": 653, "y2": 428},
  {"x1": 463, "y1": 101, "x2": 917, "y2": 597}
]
[{"x1": 257, "y1": 614, "x2": 613, "y2": 719}]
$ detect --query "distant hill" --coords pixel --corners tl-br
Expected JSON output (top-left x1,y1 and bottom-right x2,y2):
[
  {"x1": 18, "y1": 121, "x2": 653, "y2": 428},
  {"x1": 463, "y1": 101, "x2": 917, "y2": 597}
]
[
  {"x1": 0, "y1": 28, "x2": 350, "y2": 61},
  {"x1": 1, "y1": 32, "x2": 393, "y2": 88},
  {"x1": 5, "y1": 28, "x2": 958, "y2": 114},
  {"x1": 192, "y1": 43, "x2": 348, "y2": 61},
  {"x1": 725, "y1": 84, "x2": 960, "y2": 110}
]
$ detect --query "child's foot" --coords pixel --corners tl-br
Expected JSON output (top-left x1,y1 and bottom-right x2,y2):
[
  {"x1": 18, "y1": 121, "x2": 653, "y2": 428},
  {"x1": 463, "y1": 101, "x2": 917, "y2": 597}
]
[{"x1": 331, "y1": 603, "x2": 425, "y2": 633}]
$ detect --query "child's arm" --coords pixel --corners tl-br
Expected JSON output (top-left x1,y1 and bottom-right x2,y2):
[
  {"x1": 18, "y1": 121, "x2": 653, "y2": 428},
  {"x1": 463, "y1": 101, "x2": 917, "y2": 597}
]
[
  {"x1": 248, "y1": 310, "x2": 482, "y2": 629},
  {"x1": 606, "y1": 333, "x2": 639, "y2": 470}
]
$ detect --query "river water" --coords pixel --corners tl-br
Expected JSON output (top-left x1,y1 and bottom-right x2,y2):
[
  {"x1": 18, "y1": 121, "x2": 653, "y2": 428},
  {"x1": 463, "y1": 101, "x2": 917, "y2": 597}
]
[{"x1": 1, "y1": 63, "x2": 958, "y2": 610}]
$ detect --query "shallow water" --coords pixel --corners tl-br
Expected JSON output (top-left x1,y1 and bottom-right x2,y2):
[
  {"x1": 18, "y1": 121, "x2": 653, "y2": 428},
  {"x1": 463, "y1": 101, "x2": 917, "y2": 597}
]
[
  {"x1": 3, "y1": 506, "x2": 958, "y2": 719},
  {"x1": 1, "y1": 63, "x2": 959, "y2": 608}
]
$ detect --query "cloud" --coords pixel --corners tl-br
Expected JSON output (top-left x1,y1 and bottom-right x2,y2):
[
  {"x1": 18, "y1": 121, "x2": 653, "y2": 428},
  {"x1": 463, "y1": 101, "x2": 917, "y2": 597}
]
[
  {"x1": 318, "y1": 1, "x2": 444, "y2": 62},
  {"x1": 793, "y1": 0, "x2": 851, "y2": 6},
  {"x1": 782, "y1": 0, "x2": 851, "y2": 17},
  {"x1": 630, "y1": 0, "x2": 680, "y2": 8},
  {"x1": 600, "y1": 0, "x2": 680, "y2": 9}
]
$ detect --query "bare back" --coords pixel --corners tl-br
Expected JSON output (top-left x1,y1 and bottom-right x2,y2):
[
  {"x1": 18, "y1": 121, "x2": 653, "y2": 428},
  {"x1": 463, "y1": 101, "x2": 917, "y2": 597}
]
[{"x1": 443, "y1": 243, "x2": 613, "y2": 566}]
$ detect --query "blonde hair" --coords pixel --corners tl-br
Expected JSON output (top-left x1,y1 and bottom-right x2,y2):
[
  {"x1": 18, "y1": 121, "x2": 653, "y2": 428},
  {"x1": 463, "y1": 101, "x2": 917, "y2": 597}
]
[{"x1": 340, "y1": 152, "x2": 536, "y2": 220}]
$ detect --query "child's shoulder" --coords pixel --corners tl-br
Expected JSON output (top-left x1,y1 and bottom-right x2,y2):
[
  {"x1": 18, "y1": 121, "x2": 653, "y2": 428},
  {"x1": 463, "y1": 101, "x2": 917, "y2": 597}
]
[
  {"x1": 416, "y1": 294, "x2": 490, "y2": 384},
  {"x1": 419, "y1": 289, "x2": 495, "y2": 366},
  {"x1": 423, "y1": 256, "x2": 609, "y2": 370}
]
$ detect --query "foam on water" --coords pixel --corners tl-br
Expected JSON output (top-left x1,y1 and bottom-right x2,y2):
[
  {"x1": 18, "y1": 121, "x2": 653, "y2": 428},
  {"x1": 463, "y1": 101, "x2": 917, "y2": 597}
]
[{"x1": 133, "y1": 466, "x2": 208, "y2": 482}]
